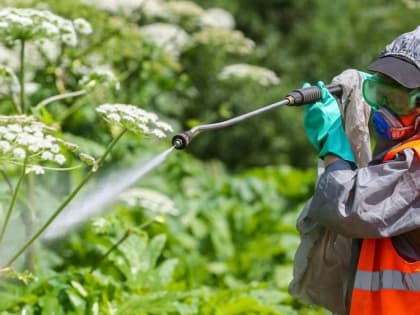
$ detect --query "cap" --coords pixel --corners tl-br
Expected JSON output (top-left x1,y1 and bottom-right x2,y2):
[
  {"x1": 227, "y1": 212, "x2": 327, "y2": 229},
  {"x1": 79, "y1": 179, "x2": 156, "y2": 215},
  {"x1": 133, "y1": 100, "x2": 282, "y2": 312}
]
[{"x1": 368, "y1": 26, "x2": 420, "y2": 89}]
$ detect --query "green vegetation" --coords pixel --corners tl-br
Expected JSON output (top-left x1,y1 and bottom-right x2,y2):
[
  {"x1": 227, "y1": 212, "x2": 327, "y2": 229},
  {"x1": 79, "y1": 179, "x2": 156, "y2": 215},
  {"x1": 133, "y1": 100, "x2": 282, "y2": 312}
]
[{"x1": 0, "y1": 0, "x2": 417, "y2": 314}]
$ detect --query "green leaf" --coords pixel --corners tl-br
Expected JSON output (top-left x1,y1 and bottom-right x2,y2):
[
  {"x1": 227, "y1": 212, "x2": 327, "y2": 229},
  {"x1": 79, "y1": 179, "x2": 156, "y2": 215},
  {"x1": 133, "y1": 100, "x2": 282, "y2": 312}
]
[
  {"x1": 158, "y1": 258, "x2": 178, "y2": 285},
  {"x1": 148, "y1": 234, "x2": 167, "y2": 269},
  {"x1": 39, "y1": 294, "x2": 66, "y2": 315}
]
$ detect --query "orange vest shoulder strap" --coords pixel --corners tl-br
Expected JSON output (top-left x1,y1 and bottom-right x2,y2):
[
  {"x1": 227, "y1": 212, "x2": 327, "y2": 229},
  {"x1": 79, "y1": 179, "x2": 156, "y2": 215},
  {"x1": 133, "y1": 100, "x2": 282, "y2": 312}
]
[{"x1": 383, "y1": 139, "x2": 420, "y2": 161}]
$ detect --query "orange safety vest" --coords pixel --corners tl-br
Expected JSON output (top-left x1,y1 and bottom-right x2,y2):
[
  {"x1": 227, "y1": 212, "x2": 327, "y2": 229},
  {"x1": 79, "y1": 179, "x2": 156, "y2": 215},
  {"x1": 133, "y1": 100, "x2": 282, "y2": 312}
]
[{"x1": 349, "y1": 138, "x2": 420, "y2": 315}]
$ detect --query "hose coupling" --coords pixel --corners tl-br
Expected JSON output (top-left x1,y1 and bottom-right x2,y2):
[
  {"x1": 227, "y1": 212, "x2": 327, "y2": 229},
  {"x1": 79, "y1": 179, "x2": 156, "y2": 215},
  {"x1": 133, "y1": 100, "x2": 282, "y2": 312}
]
[{"x1": 172, "y1": 131, "x2": 194, "y2": 150}]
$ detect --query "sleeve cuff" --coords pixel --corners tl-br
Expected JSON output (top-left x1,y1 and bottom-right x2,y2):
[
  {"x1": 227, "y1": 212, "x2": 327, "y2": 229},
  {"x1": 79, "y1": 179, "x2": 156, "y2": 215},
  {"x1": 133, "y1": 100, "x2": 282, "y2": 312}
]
[{"x1": 325, "y1": 159, "x2": 353, "y2": 172}]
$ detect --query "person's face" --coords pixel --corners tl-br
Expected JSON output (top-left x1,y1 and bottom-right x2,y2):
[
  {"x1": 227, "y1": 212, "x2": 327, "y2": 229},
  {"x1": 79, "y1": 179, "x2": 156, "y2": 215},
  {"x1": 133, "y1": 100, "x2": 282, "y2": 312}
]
[{"x1": 363, "y1": 73, "x2": 420, "y2": 120}]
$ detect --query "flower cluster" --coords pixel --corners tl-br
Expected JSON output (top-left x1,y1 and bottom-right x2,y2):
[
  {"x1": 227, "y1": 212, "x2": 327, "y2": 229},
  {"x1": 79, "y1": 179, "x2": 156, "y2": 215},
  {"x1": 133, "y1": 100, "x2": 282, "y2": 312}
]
[
  {"x1": 82, "y1": 0, "x2": 154, "y2": 15},
  {"x1": 218, "y1": 64, "x2": 280, "y2": 86},
  {"x1": 139, "y1": 23, "x2": 190, "y2": 58},
  {"x1": 0, "y1": 45, "x2": 19, "y2": 69},
  {"x1": 199, "y1": 8, "x2": 235, "y2": 30},
  {"x1": 165, "y1": 1, "x2": 204, "y2": 23},
  {"x1": 0, "y1": 8, "x2": 89, "y2": 46},
  {"x1": 140, "y1": 0, "x2": 169, "y2": 18},
  {"x1": 402, "y1": 0, "x2": 420, "y2": 8},
  {"x1": 91, "y1": 217, "x2": 115, "y2": 235},
  {"x1": 79, "y1": 68, "x2": 120, "y2": 91},
  {"x1": 0, "y1": 116, "x2": 73, "y2": 173},
  {"x1": 119, "y1": 188, "x2": 179, "y2": 216},
  {"x1": 192, "y1": 28, "x2": 255, "y2": 55},
  {"x1": 73, "y1": 18, "x2": 93, "y2": 35},
  {"x1": 96, "y1": 104, "x2": 173, "y2": 138}
]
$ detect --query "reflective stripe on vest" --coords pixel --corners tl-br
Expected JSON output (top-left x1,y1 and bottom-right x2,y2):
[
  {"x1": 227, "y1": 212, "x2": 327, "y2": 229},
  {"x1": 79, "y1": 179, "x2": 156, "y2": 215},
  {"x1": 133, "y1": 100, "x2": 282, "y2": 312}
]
[
  {"x1": 349, "y1": 139, "x2": 420, "y2": 315},
  {"x1": 354, "y1": 270, "x2": 420, "y2": 291},
  {"x1": 349, "y1": 238, "x2": 420, "y2": 315}
]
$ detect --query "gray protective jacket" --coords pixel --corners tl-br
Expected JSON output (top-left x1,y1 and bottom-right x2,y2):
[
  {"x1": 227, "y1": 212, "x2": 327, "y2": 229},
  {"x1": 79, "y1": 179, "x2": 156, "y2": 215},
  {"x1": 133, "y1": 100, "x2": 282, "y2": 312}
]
[{"x1": 288, "y1": 70, "x2": 420, "y2": 315}]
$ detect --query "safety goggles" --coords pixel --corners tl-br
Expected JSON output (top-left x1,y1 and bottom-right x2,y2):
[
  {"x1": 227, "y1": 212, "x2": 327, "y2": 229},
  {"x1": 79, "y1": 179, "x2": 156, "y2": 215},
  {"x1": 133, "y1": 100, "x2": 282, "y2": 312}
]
[{"x1": 362, "y1": 75, "x2": 420, "y2": 115}]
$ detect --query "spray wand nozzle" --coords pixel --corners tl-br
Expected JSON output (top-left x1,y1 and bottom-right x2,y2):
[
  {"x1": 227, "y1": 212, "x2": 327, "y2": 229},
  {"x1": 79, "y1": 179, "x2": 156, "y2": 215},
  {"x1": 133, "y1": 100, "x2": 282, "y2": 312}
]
[{"x1": 172, "y1": 83, "x2": 342, "y2": 150}]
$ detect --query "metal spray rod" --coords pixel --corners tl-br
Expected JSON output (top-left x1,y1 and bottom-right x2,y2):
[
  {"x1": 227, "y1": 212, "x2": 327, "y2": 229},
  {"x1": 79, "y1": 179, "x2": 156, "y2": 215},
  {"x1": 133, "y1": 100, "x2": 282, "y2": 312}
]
[{"x1": 172, "y1": 83, "x2": 342, "y2": 149}]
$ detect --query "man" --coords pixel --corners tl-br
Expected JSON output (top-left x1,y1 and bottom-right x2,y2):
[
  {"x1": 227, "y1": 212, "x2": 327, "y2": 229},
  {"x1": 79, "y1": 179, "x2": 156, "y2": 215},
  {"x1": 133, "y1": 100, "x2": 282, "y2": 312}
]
[{"x1": 289, "y1": 26, "x2": 420, "y2": 315}]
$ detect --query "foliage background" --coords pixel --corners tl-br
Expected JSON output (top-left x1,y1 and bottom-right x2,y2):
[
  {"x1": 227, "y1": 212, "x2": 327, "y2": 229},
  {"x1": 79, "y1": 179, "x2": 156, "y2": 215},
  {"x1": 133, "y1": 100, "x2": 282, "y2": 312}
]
[{"x1": 0, "y1": 0, "x2": 418, "y2": 314}]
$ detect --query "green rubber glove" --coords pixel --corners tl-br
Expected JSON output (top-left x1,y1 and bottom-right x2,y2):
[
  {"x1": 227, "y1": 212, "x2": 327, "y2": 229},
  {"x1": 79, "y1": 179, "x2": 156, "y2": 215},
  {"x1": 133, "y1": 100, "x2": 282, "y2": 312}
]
[{"x1": 304, "y1": 81, "x2": 356, "y2": 164}]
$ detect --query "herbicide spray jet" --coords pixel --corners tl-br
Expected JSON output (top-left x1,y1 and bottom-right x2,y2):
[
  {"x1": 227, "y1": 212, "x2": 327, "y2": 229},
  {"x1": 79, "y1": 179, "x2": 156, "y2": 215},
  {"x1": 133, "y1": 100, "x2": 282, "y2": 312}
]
[{"x1": 171, "y1": 83, "x2": 342, "y2": 149}]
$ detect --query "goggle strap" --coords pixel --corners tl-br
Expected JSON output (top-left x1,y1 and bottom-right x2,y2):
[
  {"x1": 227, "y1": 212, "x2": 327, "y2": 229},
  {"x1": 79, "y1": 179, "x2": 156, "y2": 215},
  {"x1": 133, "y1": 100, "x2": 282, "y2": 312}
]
[
  {"x1": 388, "y1": 125, "x2": 415, "y2": 140},
  {"x1": 380, "y1": 107, "x2": 404, "y2": 128}
]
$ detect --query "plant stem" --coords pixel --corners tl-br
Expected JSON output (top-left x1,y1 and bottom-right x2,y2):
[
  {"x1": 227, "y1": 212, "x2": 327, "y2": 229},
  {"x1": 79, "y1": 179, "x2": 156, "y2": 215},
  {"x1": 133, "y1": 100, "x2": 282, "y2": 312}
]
[
  {"x1": 21, "y1": 175, "x2": 35, "y2": 271},
  {"x1": 5, "y1": 129, "x2": 127, "y2": 267},
  {"x1": 90, "y1": 218, "x2": 156, "y2": 272},
  {"x1": 18, "y1": 39, "x2": 25, "y2": 114},
  {"x1": 57, "y1": 99, "x2": 86, "y2": 122},
  {"x1": 34, "y1": 90, "x2": 87, "y2": 111},
  {"x1": 0, "y1": 160, "x2": 26, "y2": 242},
  {"x1": 9, "y1": 93, "x2": 21, "y2": 114},
  {"x1": 90, "y1": 229, "x2": 132, "y2": 272}
]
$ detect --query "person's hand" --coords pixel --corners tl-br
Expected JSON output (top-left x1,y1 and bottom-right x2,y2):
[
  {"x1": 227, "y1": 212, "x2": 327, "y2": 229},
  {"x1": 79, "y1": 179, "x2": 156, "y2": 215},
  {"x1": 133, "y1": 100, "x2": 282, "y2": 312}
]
[{"x1": 303, "y1": 81, "x2": 356, "y2": 164}]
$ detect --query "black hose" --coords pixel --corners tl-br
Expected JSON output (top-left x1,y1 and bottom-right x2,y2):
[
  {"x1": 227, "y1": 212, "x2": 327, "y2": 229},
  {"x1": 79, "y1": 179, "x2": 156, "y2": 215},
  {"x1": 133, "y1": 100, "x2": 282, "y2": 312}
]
[{"x1": 172, "y1": 83, "x2": 343, "y2": 149}]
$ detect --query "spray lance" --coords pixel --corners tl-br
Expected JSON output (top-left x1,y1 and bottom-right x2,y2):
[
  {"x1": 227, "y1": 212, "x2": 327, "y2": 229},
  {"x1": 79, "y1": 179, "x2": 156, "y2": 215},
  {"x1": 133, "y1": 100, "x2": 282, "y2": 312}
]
[{"x1": 172, "y1": 83, "x2": 342, "y2": 149}]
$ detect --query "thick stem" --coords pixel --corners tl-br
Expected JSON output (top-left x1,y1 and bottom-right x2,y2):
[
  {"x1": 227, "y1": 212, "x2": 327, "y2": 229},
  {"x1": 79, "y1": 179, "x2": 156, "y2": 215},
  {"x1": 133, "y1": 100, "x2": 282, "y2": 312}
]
[
  {"x1": 34, "y1": 90, "x2": 87, "y2": 111},
  {"x1": 0, "y1": 161, "x2": 26, "y2": 242},
  {"x1": 18, "y1": 39, "x2": 25, "y2": 114},
  {"x1": 5, "y1": 129, "x2": 127, "y2": 267}
]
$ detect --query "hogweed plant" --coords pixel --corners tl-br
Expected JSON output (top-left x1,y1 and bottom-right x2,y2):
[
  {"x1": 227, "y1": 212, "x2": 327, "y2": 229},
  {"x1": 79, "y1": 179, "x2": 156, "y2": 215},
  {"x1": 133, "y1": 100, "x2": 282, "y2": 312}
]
[
  {"x1": 96, "y1": 103, "x2": 173, "y2": 138},
  {"x1": 0, "y1": 115, "x2": 83, "y2": 241},
  {"x1": 0, "y1": 8, "x2": 87, "y2": 113},
  {"x1": 0, "y1": 8, "x2": 173, "y2": 270},
  {"x1": 192, "y1": 28, "x2": 255, "y2": 55},
  {"x1": 218, "y1": 64, "x2": 281, "y2": 87},
  {"x1": 139, "y1": 23, "x2": 191, "y2": 59},
  {"x1": 5, "y1": 104, "x2": 172, "y2": 267},
  {"x1": 0, "y1": 8, "x2": 107, "y2": 118},
  {"x1": 87, "y1": 186, "x2": 179, "y2": 273}
]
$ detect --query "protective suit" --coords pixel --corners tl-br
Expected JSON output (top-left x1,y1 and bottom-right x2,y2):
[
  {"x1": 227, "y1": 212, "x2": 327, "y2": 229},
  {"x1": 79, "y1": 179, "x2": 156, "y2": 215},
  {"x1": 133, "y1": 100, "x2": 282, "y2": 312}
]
[{"x1": 289, "y1": 26, "x2": 420, "y2": 315}]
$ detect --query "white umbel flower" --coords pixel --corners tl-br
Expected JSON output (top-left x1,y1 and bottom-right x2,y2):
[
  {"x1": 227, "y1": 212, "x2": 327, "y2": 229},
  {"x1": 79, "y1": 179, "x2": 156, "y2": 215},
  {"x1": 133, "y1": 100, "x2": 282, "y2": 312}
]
[
  {"x1": 96, "y1": 104, "x2": 173, "y2": 138},
  {"x1": 81, "y1": 0, "x2": 168, "y2": 18},
  {"x1": 26, "y1": 164, "x2": 45, "y2": 175},
  {"x1": 218, "y1": 64, "x2": 280, "y2": 86},
  {"x1": 0, "y1": 140, "x2": 11, "y2": 152},
  {"x1": 200, "y1": 8, "x2": 235, "y2": 29},
  {"x1": 12, "y1": 147, "x2": 26, "y2": 160},
  {"x1": 0, "y1": 115, "x2": 86, "y2": 171},
  {"x1": 79, "y1": 68, "x2": 120, "y2": 91},
  {"x1": 54, "y1": 154, "x2": 66, "y2": 165},
  {"x1": 0, "y1": 45, "x2": 20, "y2": 69},
  {"x1": 119, "y1": 188, "x2": 179, "y2": 216},
  {"x1": 141, "y1": 0, "x2": 169, "y2": 18},
  {"x1": 40, "y1": 151, "x2": 54, "y2": 161},
  {"x1": 0, "y1": 8, "x2": 80, "y2": 46},
  {"x1": 192, "y1": 28, "x2": 255, "y2": 55},
  {"x1": 140, "y1": 23, "x2": 190, "y2": 58},
  {"x1": 73, "y1": 18, "x2": 92, "y2": 35},
  {"x1": 165, "y1": 1, "x2": 204, "y2": 20}
]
